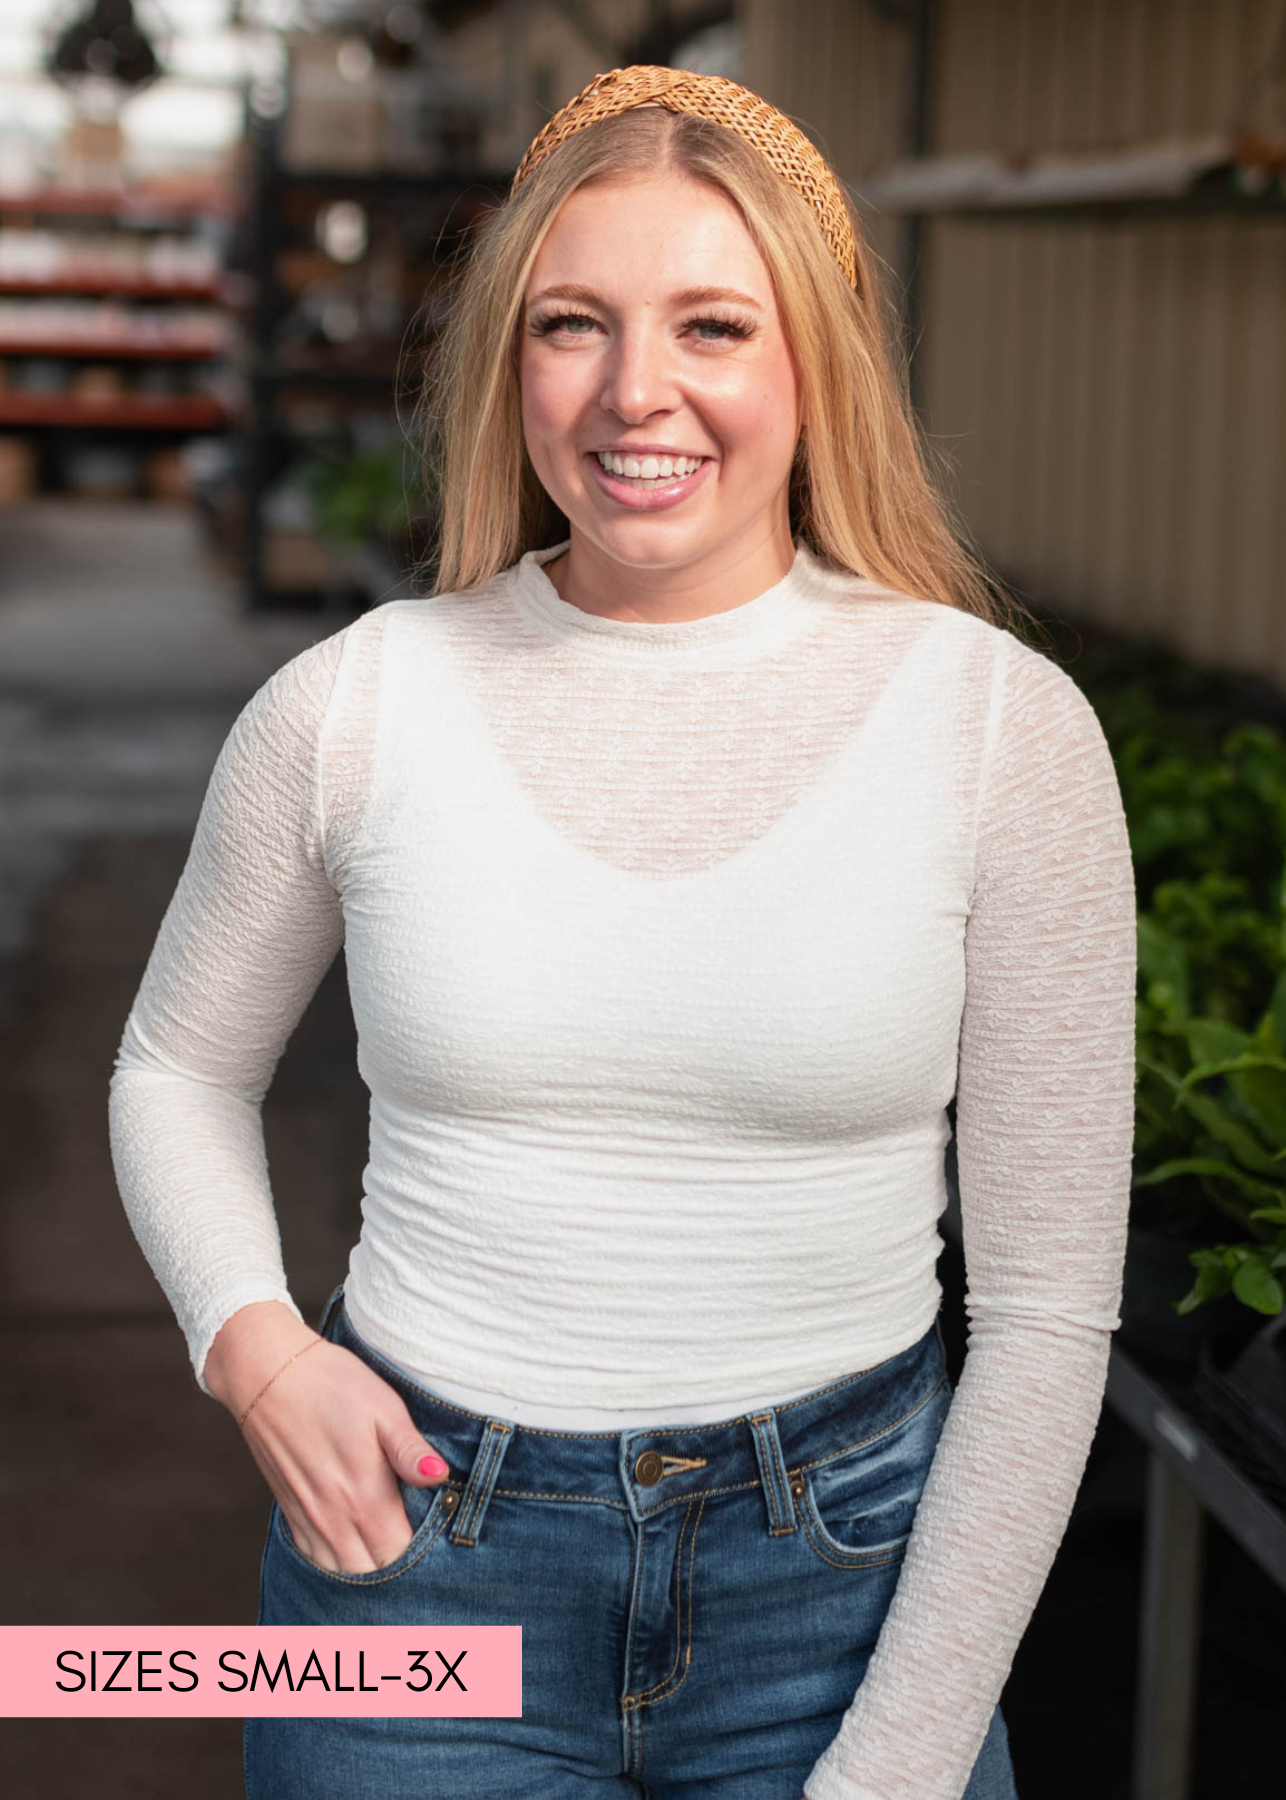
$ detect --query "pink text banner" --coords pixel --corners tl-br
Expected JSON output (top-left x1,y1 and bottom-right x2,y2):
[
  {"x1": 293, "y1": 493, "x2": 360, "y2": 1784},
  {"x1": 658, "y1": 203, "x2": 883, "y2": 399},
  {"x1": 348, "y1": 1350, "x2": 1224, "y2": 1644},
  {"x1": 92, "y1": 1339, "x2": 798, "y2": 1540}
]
[{"x1": 0, "y1": 1627, "x2": 521, "y2": 1718}]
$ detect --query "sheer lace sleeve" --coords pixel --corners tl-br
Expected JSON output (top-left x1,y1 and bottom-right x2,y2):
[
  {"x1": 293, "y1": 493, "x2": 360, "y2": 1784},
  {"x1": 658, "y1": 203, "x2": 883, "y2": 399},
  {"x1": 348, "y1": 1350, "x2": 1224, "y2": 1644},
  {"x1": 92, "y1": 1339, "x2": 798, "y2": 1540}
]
[
  {"x1": 806, "y1": 631, "x2": 1138, "y2": 1800},
  {"x1": 108, "y1": 632, "x2": 350, "y2": 1393}
]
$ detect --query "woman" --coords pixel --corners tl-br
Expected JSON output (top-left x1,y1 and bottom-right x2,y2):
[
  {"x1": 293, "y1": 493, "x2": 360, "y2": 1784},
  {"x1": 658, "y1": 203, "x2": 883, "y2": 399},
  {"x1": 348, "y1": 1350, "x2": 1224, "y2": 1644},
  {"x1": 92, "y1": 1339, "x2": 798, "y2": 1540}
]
[{"x1": 109, "y1": 66, "x2": 1137, "y2": 1800}]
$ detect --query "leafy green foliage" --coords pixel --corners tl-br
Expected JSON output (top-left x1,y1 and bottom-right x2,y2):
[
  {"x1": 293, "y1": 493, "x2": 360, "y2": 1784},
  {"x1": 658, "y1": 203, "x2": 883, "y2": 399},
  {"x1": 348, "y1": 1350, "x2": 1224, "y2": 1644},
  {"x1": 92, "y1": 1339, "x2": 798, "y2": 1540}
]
[
  {"x1": 1066, "y1": 636, "x2": 1286, "y2": 1316},
  {"x1": 298, "y1": 443, "x2": 428, "y2": 549}
]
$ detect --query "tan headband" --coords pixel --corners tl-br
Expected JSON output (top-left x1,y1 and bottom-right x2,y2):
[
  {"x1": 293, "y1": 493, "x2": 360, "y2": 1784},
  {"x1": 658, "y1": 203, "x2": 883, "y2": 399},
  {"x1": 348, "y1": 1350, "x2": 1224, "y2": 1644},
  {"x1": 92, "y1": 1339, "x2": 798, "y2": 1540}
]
[{"x1": 510, "y1": 64, "x2": 858, "y2": 289}]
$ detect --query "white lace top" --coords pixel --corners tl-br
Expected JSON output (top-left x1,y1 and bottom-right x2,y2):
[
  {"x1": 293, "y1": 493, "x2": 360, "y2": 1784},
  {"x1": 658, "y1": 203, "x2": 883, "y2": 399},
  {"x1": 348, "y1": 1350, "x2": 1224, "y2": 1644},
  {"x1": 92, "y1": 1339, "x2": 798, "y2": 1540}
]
[{"x1": 108, "y1": 538, "x2": 1137, "y2": 1800}]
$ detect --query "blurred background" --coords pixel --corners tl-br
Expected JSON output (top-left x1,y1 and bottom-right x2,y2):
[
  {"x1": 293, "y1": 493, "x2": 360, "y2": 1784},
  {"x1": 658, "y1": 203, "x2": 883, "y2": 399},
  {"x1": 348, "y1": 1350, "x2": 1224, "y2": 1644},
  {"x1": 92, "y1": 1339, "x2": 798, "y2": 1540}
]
[{"x1": 1, "y1": 3, "x2": 1284, "y2": 1796}]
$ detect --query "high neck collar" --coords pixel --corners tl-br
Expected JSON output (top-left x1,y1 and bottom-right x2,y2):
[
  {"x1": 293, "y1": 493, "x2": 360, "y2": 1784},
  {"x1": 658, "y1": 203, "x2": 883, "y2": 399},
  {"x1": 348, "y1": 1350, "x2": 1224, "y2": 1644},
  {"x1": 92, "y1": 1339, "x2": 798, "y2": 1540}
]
[{"x1": 506, "y1": 539, "x2": 839, "y2": 665}]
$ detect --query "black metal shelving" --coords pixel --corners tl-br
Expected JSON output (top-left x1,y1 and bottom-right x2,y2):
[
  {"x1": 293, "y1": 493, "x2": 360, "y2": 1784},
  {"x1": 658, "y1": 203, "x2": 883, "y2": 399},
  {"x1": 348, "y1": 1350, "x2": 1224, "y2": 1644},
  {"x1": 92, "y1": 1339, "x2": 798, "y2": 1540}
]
[
  {"x1": 237, "y1": 100, "x2": 505, "y2": 610},
  {"x1": 0, "y1": 181, "x2": 233, "y2": 497},
  {"x1": 938, "y1": 1180, "x2": 1286, "y2": 1800}
]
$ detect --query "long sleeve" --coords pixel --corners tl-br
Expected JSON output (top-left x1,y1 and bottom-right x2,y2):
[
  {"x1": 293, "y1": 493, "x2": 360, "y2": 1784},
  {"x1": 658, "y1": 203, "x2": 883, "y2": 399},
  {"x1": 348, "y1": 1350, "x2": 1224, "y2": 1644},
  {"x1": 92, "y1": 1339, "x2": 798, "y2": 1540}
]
[
  {"x1": 805, "y1": 632, "x2": 1138, "y2": 1800},
  {"x1": 108, "y1": 633, "x2": 349, "y2": 1394}
]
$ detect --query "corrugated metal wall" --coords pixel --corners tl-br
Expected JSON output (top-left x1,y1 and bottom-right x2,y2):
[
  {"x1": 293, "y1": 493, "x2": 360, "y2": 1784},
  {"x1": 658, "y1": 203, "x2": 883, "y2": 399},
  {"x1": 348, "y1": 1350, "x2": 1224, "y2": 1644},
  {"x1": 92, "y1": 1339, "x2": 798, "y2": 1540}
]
[
  {"x1": 742, "y1": 0, "x2": 911, "y2": 279},
  {"x1": 745, "y1": 0, "x2": 1286, "y2": 685}
]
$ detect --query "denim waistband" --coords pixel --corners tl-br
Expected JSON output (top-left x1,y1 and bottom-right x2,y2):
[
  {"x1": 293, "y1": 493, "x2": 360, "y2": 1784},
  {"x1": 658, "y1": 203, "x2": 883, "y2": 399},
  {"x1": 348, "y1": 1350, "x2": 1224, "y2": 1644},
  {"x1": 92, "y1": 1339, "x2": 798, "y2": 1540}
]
[{"x1": 317, "y1": 1283, "x2": 949, "y2": 1535}]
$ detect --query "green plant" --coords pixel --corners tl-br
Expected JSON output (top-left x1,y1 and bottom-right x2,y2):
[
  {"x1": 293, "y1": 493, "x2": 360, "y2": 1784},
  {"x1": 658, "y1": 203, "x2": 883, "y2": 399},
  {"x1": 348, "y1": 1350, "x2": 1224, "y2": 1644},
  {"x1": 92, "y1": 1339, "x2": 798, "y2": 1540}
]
[
  {"x1": 1134, "y1": 958, "x2": 1286, "y2": 1315},
  {"x1": 1065, "y1": 642, "x2": 1286, "y2": 1318},
  {"x1": 299, "y1": 443, "x2": 430, "y2": 549}
]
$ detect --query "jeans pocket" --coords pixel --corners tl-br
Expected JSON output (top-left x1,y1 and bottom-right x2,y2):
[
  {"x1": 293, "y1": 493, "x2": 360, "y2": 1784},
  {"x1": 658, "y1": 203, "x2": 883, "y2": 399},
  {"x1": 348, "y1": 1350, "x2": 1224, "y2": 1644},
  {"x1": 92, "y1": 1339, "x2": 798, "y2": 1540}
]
[
  {"x1": 271, "y1": 1477, "x2": 461, "y2": 1587},
  {"x1": 793, "y1": 1376, "x2": 950, "y2": 1570}
]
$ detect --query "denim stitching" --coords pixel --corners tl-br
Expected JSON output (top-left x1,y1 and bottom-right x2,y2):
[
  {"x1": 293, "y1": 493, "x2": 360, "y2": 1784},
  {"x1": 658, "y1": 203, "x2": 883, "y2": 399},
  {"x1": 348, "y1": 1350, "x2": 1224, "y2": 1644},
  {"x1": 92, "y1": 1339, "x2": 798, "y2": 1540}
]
[
  {"x1": 469, "y1": 1475, "x2": 764, "y2": 1509},
  {"x1": 749, "y1": 1412, "x2": 792, "y2": 1532},
  {"x1": 786, "y1": 1380, "x2": 946, "y2": 1571},
  {"x1": 622, "y1": 1500, "x2": 688, "y2": 1707},
  {"x1": 631, "y1": 1476, "x2": 760, "y2": 1514},
  {"x1": 624, "y1": 1704, "x2": 641, "y2": 1782},
  {"x1": 493, "y1": 1486, "x2": 629, "y2": 1509},
  {"x1": 798, "y1": 1504, "x2": 911, "y2": 1571},
  {"x1": 772, "y1": 1361, "x2": 883, "y2": 1413},
  {"x1": 273, "y1": 1482, "x2": 461, "y2": 1587},
  {"x1": 627, "y1": 1496, "x2": 705, "y2": 1707},
  {"x1": 621, "y1": 1505, "x2": 649, "y2": 1727},
  {"x1": 653, "y1": 1494, "x2": 704, "y2": 1705},
  {"x1": 627, "y1": 1495, "x2": 705, "y2": 1710},
  {"x1": 393, "y1": 1373, "x2": 940, "y2": 1522},
  {"x1": 453, "y1": 1422, "x2": 511, "y2": 1547},
  {"x1": 454, "y1": 1424, "x2": 503, "y2": 1543},
  {"x1": 792, "y1": 1374, "x2": 947, "y2": 1480}
]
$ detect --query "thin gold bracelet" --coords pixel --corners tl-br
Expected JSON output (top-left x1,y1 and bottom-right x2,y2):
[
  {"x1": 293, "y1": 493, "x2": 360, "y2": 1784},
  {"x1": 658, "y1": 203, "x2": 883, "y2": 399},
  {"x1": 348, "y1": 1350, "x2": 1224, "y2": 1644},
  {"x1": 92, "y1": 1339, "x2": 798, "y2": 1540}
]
[{"x1": 237, "y1": 1336, "x2": 325, "y2": 1430}]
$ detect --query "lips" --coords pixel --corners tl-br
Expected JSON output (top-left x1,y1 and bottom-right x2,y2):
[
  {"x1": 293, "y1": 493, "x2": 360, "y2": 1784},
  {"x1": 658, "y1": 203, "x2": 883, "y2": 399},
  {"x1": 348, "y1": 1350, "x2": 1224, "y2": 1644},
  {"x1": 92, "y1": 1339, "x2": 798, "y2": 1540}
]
[{"x1": 584, "y1": 450, "x2": 715, "y2": 514}]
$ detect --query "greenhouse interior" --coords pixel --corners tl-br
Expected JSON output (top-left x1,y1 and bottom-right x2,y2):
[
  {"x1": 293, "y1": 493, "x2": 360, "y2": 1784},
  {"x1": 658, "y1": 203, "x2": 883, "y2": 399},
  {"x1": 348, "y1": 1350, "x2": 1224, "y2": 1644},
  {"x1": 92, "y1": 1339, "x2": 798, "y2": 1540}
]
[{"x1": 1, "y1": 3, "x2": 1284, "y2": 1799}]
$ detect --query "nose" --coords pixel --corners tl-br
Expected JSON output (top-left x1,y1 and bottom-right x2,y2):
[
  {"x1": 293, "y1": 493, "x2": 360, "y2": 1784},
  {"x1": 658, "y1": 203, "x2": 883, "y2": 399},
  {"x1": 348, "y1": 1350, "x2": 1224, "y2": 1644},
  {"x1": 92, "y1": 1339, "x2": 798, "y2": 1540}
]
[{"x1": 598, "y1": 319, "x2": 680, "y2": 425}]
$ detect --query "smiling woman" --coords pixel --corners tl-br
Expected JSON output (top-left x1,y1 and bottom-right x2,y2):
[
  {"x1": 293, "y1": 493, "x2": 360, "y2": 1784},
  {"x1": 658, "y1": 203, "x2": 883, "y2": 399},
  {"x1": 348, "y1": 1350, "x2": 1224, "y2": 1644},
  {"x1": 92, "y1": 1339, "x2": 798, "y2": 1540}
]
[
  {"x1": 517, "y1": 172, "x2": 801, "y2": 617},
  {"x1": 419, "y1": 76, "x2": 1004, "y2": 629},
  {"x1": 109, "y1": 62, "x2": 1137, "y2": 1800}
]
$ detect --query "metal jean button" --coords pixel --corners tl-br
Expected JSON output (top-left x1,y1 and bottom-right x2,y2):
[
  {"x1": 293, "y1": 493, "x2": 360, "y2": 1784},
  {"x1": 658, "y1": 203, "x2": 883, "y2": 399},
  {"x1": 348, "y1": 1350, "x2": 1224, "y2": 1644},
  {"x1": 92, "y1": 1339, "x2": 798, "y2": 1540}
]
[{"x1": 634, "y1": 1450, "x2": 664, "y2": 1486}]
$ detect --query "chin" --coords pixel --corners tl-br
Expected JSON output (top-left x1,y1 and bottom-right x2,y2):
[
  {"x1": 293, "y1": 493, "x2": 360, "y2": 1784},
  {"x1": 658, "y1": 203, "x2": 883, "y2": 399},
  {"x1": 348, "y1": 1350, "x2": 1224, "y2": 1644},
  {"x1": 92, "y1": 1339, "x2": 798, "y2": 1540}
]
[
  {"x1": 574, "y1": 502, "x2": 726, "y2": 556},
  {"x1": 588, "y1": 527, "x2": 714, "y2": 572}
]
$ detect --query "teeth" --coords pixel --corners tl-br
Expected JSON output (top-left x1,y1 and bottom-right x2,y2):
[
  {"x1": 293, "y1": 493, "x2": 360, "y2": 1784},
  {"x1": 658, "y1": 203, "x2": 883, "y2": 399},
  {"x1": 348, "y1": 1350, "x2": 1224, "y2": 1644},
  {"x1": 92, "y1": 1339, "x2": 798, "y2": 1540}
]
[{"x1": 595, "y1": 451, "x2": 703, "y2": 481}]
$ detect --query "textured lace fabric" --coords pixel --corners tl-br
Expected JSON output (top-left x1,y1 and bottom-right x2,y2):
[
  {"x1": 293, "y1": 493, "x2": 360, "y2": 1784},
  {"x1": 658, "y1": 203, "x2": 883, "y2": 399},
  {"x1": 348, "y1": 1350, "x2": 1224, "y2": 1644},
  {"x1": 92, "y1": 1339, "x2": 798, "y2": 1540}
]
[{"x1": 108, "y1": 539, "x2": 1137, "y2": 1800}]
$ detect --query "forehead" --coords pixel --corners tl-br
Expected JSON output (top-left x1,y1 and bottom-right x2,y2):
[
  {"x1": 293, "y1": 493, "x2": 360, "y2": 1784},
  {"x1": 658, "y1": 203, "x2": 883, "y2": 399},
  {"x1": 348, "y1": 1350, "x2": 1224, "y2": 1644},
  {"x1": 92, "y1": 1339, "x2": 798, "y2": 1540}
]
[{"x1": 527, "y1": 172, "x2": 771, "y2": 293}]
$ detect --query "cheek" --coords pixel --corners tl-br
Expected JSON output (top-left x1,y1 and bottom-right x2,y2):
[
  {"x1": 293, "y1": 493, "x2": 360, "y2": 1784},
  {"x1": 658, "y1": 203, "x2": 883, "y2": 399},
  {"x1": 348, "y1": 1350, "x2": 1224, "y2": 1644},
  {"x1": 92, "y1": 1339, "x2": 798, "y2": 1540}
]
[
  {"x1": 521, "y1": 357, "x2": 586, "y2": 468},
  {"x1": 722, "y1": 395, "x2": 799, "y2": 476},
  {"x1": 758, "y1": 357, "x2": 802, "y2": 448},
  {"x1": 522, "y1": 345, "x2": 561, "y2": 441},
  {"x1": 710, "y1": 356, "x2": 800, "y2": 465},
  {"x1": 518, "y1": 348, "x2": 544, "y2": 434}
]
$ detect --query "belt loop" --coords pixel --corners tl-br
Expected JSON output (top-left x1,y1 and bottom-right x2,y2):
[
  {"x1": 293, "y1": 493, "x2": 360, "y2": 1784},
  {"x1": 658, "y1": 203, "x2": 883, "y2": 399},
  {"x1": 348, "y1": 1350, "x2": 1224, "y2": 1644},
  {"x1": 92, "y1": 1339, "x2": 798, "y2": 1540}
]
[
  {"x1": 748, "y1": 1411, "x2": 796, "y2": 1536},
  {"x1": 315, "y1": 1281, "x2": 346, "y2": 1341},
  {"x1": 451, "y1": 1419, "x2": 513, "y2": 1547}
]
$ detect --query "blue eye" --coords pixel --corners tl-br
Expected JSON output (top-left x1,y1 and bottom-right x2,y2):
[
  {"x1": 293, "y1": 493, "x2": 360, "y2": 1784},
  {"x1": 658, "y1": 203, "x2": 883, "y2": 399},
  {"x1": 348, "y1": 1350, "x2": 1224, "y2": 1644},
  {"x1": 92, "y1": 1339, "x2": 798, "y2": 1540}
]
[
  {"x1": 533, "y1": 311, "x2": 597, "y2": 336},
  {"x1": 692, "y1": 315, "x2": 751, "y2": 341},
  {"x1": 529, "y1": 310, "x2": 754, "y2": 342}
]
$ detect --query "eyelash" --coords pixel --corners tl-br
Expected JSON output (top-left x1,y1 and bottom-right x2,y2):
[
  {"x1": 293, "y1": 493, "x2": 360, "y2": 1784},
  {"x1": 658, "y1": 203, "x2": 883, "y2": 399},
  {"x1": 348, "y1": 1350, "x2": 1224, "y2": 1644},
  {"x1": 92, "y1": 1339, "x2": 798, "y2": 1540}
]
[{"x1": 530, "y1": 309, "x2": 754, "y2": 343}]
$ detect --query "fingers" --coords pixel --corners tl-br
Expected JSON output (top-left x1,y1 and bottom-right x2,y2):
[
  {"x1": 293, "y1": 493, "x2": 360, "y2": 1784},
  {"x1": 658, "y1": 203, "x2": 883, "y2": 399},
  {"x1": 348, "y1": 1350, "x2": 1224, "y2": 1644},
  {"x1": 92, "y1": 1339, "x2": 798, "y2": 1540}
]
[
  {"x1": 375, "y1": 1411, "x2": 452, "y2": 1488},
  {"x1": 240, "y1": 1344, "x2": 451, "y2": 1574},
  {"x1": 284, "y1": 1462, "x2": 413, "y2": 1573},
  {"x1": 290, "y1": 1513, "x2": 386, "y2": 1575}
]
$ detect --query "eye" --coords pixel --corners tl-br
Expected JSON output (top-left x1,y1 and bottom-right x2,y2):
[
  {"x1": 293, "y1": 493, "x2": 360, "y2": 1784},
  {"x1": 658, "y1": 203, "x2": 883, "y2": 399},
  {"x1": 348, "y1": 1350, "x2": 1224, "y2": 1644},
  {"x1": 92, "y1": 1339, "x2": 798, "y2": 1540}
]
[
  {"x1": 686, "y1": 313, "x2": 754, "y2": 342},
  {"x1": 530, "y1": 309, "x2": 598, "y2": 337},
  {"x1": 526, "y1": 308, "x2": 755, "y2": 344}
]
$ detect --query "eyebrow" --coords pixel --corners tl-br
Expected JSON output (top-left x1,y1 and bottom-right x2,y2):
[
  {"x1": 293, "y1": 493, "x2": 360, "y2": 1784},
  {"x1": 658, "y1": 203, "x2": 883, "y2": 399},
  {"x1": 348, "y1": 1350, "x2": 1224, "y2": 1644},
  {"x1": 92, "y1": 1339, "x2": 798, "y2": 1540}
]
[{"x1": 526, "y1": 282, "x2": 765, "y2": 312}]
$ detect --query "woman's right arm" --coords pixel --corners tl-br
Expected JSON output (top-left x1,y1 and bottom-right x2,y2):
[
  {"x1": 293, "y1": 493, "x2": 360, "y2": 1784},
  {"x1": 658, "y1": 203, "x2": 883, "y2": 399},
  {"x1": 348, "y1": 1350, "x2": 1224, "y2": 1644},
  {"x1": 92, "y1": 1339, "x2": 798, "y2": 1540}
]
[
  {"x1": 109, "y1": 637, "x2": 348, "y2": 1383},
  {"x1": 108, "y1": 632, "x2": 448, "y2": 1571}
]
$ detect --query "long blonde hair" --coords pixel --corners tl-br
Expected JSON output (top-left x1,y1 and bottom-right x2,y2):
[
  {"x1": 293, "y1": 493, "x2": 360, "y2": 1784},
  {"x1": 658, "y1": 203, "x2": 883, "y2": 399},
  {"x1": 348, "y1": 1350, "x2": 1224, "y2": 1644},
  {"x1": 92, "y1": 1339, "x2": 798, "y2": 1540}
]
[{"x1": 414, "y1": 105, "x2": 1022, "y2": 629}]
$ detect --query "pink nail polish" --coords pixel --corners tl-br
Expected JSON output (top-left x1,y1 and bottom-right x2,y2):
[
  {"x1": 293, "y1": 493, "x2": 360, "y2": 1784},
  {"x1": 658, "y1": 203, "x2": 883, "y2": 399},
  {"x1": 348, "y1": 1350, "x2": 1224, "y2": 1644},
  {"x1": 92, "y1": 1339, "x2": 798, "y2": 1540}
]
[{"x1": 418, "y1": 1454, "x2": 448, "y2": 1480}]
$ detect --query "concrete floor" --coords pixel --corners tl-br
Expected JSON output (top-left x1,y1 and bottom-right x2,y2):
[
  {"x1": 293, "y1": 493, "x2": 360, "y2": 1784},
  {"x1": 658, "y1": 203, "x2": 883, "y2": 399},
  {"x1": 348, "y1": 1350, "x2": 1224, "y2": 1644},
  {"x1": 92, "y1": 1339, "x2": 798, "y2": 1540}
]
[
  {"x1": 0, "y1": 500, "x2": 367, "y2": 1797},
  {"x1": 1, "y1": 498, "x2": 1282, "y2": 1798}
]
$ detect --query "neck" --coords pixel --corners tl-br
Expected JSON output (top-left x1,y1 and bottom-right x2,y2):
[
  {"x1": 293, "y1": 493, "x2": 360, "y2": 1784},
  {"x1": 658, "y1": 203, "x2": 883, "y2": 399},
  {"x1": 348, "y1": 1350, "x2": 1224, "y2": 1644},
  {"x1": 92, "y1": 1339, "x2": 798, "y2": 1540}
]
[{"x1": 543, "y1": 514, "x2": 797, "y2": 624}]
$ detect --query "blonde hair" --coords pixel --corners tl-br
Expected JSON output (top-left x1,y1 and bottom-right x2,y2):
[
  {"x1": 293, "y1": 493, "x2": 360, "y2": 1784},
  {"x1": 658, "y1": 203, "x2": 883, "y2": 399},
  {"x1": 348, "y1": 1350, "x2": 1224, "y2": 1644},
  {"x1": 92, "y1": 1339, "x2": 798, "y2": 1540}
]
[{"x1": 413, "y1": 104, "x2": 1025, "y2": 630}]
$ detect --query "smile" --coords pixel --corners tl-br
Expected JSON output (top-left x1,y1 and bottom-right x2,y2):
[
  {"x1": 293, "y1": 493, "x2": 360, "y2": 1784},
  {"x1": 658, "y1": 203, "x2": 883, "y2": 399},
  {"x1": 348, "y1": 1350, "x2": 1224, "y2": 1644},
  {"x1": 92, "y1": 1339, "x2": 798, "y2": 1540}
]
[
  {"x1": 595, "y1": 451, "x2": 706, "y2": 481},
  {"x1": 585, "y1": 451, "x2": 715, "y2": 512}
]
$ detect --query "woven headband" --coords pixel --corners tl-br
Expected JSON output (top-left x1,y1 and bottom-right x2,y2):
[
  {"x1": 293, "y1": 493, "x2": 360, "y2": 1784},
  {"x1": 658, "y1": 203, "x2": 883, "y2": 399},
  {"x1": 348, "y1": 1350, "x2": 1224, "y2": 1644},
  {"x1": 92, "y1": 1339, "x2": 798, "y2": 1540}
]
[{"x1": 509, "y1": 64, "x2": 858, "y2": 289}]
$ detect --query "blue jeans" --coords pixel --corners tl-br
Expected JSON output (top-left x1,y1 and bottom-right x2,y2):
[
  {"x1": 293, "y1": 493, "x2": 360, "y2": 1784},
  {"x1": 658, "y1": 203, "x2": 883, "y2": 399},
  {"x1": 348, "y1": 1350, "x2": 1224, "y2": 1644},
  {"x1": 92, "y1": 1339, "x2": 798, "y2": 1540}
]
[{"x1": 245, "y1": 1284, "x2": 1019, "y2": 1799}]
